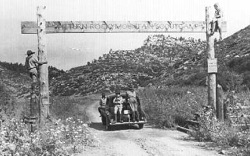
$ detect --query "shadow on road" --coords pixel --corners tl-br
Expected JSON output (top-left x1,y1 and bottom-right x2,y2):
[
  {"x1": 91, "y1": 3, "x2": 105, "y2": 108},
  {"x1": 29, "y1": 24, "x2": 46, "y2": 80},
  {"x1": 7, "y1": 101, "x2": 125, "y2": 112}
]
[
  {"x1": 89, "y1": 122, "x2": 106, "y2": 131},
  {"x1": 89, "y1": 122, "x2": 145, "y2": 131}
]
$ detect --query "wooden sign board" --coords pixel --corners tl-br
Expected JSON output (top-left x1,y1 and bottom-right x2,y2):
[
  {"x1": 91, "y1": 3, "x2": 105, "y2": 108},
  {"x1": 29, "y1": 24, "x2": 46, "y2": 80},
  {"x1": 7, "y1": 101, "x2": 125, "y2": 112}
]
[
  {"x1": 207, "y1": 58, "x2": 218, "y2": 73},
  {"x1": 21, "y1": 21, "x2": 227, "y2": 34}
]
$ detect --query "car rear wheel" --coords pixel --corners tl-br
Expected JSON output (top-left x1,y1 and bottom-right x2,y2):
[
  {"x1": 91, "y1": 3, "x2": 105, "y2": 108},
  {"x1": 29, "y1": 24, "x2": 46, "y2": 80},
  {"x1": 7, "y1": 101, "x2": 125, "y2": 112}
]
[
  {"x1": 138, "y1": 123, "x2": 144, "y2": 129},
  {"x1": 105, "y1": 125, "x2": 109, "y2": 130},
  {"x1": 105, "y1": 125, "x2": 112, "y2": 130},
  {"x1": 105, "y1": 115, "x2": 111, "y2": 130}
]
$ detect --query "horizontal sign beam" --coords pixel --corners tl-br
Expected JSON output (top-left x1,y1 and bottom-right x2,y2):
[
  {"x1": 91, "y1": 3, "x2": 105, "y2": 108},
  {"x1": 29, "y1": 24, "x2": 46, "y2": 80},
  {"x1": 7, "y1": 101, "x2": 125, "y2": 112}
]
[{"x1": 21, "y1": 21, "x2": 227, "y2": 34}]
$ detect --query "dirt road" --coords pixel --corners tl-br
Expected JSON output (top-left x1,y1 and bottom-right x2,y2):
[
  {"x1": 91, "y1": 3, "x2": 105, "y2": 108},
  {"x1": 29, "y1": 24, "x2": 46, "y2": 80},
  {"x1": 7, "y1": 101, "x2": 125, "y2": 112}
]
[{"x1": 78, "y1": 98, "x2": 221, "y2": 156}]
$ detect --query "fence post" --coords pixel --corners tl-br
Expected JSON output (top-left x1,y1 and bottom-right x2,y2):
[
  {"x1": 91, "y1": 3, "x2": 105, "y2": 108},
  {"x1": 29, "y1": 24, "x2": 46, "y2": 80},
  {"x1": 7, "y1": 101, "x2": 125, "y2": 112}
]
[
  {"x1": 30, "y1": 93, "x2": 38, "y2": 131},
  {"x1": 37, "y1": 6, "x2": 50, "y2": 126},
  {"x1": 224, "y1": 99, "x2": 228, "y2": 121},
  {"x1": 217, "y1": 84, "x2": 224, "y2": 121},
  {"x1": 206, "y1": 6, "x2": 217, "y2": 113}
]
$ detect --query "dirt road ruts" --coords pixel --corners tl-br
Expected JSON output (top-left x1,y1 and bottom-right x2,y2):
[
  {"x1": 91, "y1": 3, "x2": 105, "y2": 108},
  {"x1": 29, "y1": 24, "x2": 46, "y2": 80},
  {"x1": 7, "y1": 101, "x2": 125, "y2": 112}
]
[{"x1": 78, "y1": 96, "x2": 221, "y2": 156}]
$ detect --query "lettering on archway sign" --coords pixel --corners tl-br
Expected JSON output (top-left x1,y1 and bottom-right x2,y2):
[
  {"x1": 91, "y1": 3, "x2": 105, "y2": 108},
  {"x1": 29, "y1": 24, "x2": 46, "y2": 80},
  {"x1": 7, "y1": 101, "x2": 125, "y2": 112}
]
[{"x1": 21, "y1": 21, "x2": 227, "y2": 34}]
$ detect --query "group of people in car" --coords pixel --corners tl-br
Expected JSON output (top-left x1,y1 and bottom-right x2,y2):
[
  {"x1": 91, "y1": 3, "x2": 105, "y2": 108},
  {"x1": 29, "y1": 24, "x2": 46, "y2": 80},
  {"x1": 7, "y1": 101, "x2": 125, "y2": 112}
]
[{"x1": 98, "y1": 86, "x2": 140, "y2": 124}]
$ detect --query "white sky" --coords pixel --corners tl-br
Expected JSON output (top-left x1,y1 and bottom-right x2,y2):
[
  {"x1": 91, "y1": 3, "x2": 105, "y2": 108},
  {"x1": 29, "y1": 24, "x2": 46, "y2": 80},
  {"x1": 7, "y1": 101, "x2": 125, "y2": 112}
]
[{"x1": 0, "y1": 0, "x2": 250, "y2": 70}]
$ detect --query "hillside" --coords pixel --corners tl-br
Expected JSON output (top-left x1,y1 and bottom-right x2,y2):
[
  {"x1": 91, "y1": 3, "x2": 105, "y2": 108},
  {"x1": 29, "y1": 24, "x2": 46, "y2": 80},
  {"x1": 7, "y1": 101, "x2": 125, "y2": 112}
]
[
  {"x1": 50, "y1": 25, "x2": 250, "y2": 96},
  {"x1": 0, "y1": 62, "x2": 66, "y2": 96},
  {"x1": 0, "y1": 64, "x2": 30, "y2": 97},
  {"x1": 50, "y1": 35, "x2": 207, "y2": 96}
]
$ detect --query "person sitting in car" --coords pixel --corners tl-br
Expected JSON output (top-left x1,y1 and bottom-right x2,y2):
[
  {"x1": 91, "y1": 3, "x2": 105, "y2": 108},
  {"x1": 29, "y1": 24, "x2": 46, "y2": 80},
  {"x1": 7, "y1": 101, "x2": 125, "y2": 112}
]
[{"x1": 113, "y1": 90, "x2": 125, "y2": 123}]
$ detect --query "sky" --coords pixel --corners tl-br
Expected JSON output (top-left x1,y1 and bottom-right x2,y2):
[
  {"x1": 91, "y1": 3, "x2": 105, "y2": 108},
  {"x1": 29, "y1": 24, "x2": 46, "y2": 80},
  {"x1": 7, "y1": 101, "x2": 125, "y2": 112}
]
[{"x1": 0, "y1": 0, "x2": 250, "y2": 70}]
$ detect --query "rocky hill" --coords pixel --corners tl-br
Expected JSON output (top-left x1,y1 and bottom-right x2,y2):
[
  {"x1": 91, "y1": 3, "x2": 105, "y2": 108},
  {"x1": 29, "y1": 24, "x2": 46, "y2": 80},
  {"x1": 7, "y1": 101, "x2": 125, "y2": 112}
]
[{"x1": 50, "y1": 35, "x2": 207, "y2": 96}]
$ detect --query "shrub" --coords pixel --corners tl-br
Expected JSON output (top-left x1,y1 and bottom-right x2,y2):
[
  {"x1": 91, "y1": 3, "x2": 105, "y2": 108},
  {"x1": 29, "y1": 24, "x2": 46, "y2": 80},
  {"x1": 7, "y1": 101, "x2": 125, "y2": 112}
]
[
  {"x1": 189, "y1": 90, "x2": 250, "y2": 155},
  {"x1": 191, "y1": 114, "x2": 250, "y2": 151}
]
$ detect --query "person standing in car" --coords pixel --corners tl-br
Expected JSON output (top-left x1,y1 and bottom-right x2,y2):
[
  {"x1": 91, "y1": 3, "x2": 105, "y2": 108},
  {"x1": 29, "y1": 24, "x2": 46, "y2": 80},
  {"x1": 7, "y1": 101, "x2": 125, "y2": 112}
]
[
  {"x1": 127, "y1": 86, "x2": 139, "y2": 122},
  {"x1": 98, "y1": 93, "x2": 108, "y2": 116},
  {"x1": 113, "y1": 90, "x2": 124, "y2": 123}
]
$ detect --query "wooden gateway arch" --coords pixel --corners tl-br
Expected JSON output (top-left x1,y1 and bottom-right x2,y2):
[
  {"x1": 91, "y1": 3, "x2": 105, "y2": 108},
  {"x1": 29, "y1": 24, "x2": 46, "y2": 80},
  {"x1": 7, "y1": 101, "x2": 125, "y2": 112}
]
[{"x1": 21, "y1": 6, "x2": 226, "y2": 128}]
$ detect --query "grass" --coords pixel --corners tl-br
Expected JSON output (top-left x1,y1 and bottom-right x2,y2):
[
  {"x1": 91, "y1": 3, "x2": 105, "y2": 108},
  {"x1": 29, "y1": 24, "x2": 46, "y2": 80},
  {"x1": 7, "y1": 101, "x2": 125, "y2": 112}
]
[
  {"x1": 138, "y1": 86, "x2": 206, "y2": 128},
  {"x1": 50, "y1": 95, "x2": 99, "y2": 122},
  {"x1": 50, "y1": 96, "x2": 88, "y2": 122}
]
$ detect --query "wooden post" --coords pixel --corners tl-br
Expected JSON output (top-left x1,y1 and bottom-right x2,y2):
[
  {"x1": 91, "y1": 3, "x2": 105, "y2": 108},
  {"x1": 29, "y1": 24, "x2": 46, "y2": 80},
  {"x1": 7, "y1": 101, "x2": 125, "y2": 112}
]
[
  {"x1": 206, "y1": 7, "x2": 217, "y2": 112},
  {"x1": 29, "y1": 64, "x2": 39, "y2": 132},
  {"x1": 37, "y1": 6, "x2": 50, "y2": 126}
]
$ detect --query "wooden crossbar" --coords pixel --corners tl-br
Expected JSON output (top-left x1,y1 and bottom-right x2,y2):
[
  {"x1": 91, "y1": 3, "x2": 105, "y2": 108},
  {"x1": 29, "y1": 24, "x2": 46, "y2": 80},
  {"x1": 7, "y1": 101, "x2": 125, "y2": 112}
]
[{"x1": 21, "y1": 21, "x2": 227, "y2": 34}]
